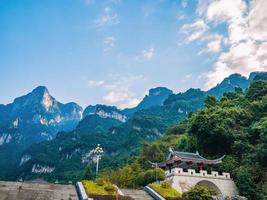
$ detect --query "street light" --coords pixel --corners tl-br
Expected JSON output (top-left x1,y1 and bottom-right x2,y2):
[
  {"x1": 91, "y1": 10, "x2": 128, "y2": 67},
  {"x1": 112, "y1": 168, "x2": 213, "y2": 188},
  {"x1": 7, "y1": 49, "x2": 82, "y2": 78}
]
[
  {"x1": 93, "y1": 144, "x2": 104, "y2": 178},
  {"x1": 149, "y1": 161, "x2": 159, "y2": 184}
]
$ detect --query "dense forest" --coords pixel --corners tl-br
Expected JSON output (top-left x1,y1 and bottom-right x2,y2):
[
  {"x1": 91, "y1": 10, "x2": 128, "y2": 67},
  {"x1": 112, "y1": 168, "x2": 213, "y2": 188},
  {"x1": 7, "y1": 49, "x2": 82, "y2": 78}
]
[{"x1": 99, "y1": 80, "x2": 267, "y2": 200}]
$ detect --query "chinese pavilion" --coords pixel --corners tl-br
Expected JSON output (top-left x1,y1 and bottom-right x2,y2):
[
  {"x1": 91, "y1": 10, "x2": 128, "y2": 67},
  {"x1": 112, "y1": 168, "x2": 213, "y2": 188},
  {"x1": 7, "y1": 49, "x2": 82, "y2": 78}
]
[
  {"x1": 159, "y1": 148, "x2": 225, "y2": 171},
  {"x1": 158, "y1": 148, "x2": 237, "y2": 196}
]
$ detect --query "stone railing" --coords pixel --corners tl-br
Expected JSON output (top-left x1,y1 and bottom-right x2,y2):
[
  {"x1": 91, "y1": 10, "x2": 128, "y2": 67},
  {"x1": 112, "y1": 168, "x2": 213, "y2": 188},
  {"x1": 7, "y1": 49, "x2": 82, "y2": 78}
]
[
  {"x1": 144, "y1": 186, "x2": 165, "y2": 200},
  {"x1": 76, "y1": 182, "x2": 93, "y2": 200},
  {"x1": 165, "y1": 168, "x2": 231, "y2": 179}
]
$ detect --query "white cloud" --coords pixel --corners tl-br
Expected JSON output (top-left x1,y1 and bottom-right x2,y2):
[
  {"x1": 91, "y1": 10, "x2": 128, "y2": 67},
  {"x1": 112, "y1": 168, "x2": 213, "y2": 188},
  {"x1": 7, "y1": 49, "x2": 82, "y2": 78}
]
[
  {"x1": 95, "y1": 7, "x2": 120, "y2": 27},
  {"x1": 103, "y1": 36, "x2": 116, "y2": 54},
  {"x1": 185, "y1": 74, "x2": 192, "y2": 79},
  {"x1": 142, "y1": 48, "x2": 155, "y2": 61},
  {"x1": 108, "y1": 0, "x2": 122, "y2": 4},
  {"x1": 88, "y1": 75, "x2": 144, "y2": 108},
  {"x1": 189, "y1": 0, "x2": 267, "y2": 89},
  {"x1": 205, "y1": 34, "x2": 223, "y2": 54},
  {"x1": 103, "y1": 91, "x2": 139, "y2": 108},
  {"x1": 181, "y1": 20, "x2": 208, "y2": 43},
  {"x1": 207, "y1": 40, "x2": 221, "y2": 53},
  {"x1": 84, "y1": 0, "x2": 94, "y2": 6},
  {"x1": 103, "y1": 75, "x2": 143, "y2": 108},
  {"x1": 181, "y1": 0, "x2": 188, "y2": 8},
  {"x1": 205, "y1": 0, "x2": 247, "y2": 24},
  {"x1": 248, "y1": 0, "x2": 267, "y2": 41},
  {"x1": 88, "y1": 80, "x2": 105, "y2": 87},
  {"x1": 176, "y1": 13, "x2": 186, "y2": 20}
]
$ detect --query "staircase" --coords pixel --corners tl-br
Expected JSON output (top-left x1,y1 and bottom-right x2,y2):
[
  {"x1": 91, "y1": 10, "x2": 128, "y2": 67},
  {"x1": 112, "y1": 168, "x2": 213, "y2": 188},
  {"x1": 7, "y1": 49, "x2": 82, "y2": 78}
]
[{"x1": 121, "y1": 189, "x2": 154, "y2": 200}]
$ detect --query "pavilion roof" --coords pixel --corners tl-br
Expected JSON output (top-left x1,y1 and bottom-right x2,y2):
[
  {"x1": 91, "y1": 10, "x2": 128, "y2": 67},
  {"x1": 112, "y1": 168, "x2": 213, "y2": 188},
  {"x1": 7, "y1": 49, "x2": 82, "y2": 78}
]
[{"x1": 159, "y1": 148, "x2": 225, "y2": 167}]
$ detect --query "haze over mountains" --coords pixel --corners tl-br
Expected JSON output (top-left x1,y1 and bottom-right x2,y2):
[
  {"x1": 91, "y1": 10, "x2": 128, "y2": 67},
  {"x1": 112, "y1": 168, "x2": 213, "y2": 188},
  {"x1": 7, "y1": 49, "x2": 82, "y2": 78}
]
[{"x1": 0, "y1": 71, "x2": 266, "y2": 181}]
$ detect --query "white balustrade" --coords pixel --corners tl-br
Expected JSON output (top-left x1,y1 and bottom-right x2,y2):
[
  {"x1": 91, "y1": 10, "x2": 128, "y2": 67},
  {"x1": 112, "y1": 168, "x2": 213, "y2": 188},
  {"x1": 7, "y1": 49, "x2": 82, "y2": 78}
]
[{"x1": 165, "y1": 168, "x2": 231, "y2": 179}]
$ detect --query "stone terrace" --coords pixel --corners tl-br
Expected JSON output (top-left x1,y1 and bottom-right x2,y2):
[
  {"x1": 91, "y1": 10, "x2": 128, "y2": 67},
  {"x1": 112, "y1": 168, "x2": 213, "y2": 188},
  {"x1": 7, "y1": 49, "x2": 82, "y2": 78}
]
[{"x1": 0, "y1": 181, "x2": 78, "y2": 200}]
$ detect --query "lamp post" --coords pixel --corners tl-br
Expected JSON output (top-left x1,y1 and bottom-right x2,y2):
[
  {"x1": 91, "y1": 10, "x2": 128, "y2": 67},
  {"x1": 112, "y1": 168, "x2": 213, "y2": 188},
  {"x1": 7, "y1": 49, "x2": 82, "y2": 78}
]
[
  {"x1": 149, "y1": 161, "x2": 159, "y2": 184},
  {"x1": 93, "y1": 144, "x2": 104, "y2": 179}
]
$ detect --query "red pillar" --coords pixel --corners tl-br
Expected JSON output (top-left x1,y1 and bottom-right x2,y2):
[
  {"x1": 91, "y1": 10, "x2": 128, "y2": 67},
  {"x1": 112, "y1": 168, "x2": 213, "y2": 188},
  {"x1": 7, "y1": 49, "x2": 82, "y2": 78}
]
[
  {"x1": 186, "y1": 161, "x2": 193, "y2": 169},
  {"x1": 198, "y1": 163, "x2": 204, "y2": 170}
]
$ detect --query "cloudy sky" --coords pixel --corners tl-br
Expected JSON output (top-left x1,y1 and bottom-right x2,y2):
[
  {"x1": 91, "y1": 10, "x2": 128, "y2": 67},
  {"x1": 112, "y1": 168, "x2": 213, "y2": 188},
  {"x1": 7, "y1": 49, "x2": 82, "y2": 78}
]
[{"x1": 0, "y1": 0, "x2": 266, "y2": 108}]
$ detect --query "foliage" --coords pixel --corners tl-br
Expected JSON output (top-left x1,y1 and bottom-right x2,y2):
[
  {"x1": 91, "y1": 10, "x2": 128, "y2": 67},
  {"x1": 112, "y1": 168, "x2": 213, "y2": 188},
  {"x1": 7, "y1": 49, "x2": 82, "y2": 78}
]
[
  {"x1": 234, "y1": 166, "x2": 261, "y2": 200},
  {"x1": 12, "y1": 76, "x2": 267, "y2": 200},
  {"x1": 182, "y1": 185, "x2": 217, "y2": 200},
  {"x1": 246, "y1": 80, "x2": 267, "y2": 101},
  {"x1": 82, "y1": 180, "x2": 117, "y2": 196},
  {"x1": 83, "y1": 166, "x2": 94, "y2": 180},
  {"x1": 103, "y1": 183, "x2": 116, "y2": 193},
  {"x1": 96, "y1": 178, "x2": 105, "y2": 186},
  {"x1": 167, "y1": 81, "x2": 267, "y2": 199},
  {"x1": 89, "y1": 194, "x2": 134, "y2": 200},
  {"x1": 149, "y1": 183, "x2": 182, "y2": 198},
  {"x1": 127, "y1": 80, "x2": 267, "y2": 199},
  {"x1": 204, "y1": 96, "x2": 217, "y2": 107},
  {"x1": 100, "y1": 161, "x2": 164, "y2": 188}
]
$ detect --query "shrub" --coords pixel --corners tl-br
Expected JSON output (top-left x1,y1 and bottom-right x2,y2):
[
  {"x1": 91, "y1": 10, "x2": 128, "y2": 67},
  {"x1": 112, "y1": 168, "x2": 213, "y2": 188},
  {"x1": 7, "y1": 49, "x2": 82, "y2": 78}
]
[
  {"x1": 142, "y1": 168, "x2": 165, "y2": 186},
  {"x1": 82, "y1": 180, "x2": 117, "y2": 196},
  {"x1": 96, "y1": 178, "x2": 105, "y2": 186},
  {"x1": 89, "y1": 194, "x2": 134, "y2": 200},
  {"x1": 161, "y1": 182, "x2": 171, "y2": 189},
  {"x1": 104, "y1": 183, "x2": 116, "y2": 194},
  {"x1": 83, "y1": 166, "x2": 94, "y2": 180},
  {"x1": 182, "y1": 185, "x2": 217, "y2": 200},
  {"x1": 149, "y1": 183, "x2": 181, "y2": 198}
]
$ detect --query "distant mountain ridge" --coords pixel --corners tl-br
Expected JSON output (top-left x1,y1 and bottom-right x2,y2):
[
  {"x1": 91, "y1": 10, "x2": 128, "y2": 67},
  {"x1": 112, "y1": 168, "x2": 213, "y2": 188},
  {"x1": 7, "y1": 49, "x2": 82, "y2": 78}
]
[
  {"x1": 83, "y1": 104, "x2": 127, "y2": 122},
  {"x1": 0, "y1": 71, "x2": 266, "y2": 181},
  {"x1": 207, "y1": 73, "x2": 249, "y2": 98},
  {"x1": 123, "y1": 87, "x2": 173, "y2": 115}
]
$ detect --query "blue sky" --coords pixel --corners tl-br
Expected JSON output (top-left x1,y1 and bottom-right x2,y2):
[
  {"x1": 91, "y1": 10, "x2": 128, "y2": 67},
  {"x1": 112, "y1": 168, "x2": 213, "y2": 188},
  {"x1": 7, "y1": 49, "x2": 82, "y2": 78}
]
[{"x1": 0, "y1": 0, "x2": 266, "y2": 108}]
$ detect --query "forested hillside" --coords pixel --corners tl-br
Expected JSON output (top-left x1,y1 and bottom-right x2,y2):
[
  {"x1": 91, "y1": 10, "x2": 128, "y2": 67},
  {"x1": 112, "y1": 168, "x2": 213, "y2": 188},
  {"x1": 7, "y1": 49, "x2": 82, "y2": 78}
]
[
  {"x1": 12, "y1": 72, "x2": 267, "y2": 186},
  {"x1": 104, "y1": 80, "x2": 267, "y2": 200}
]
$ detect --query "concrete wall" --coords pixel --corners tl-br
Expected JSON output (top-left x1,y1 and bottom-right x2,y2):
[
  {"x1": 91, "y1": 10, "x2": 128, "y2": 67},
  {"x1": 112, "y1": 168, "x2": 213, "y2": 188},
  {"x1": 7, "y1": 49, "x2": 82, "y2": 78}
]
[{"x1": 165, "y1": 168, "x2": 238, "y2": 197}]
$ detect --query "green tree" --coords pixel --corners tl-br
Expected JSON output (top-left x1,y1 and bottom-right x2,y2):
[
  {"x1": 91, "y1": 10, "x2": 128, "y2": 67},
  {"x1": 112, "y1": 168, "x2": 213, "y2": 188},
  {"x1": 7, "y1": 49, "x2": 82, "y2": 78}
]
[
  {"x1": 253, "y1": 117, "x2": 267, "y2": 167},
  {"x1": 204, "y1": 96, "x2": 217, "y2": 107},
  {"x1": 140, "y1": 143, "x2": 165, "y2": 168},
  {"x1": 235, "y1": 167, "x2": 261, "y2": 200},
  {"x1": 246, "y1": 80, "x2": 267, "y2": 101},
  {"x1": 182, "y1": 185, "x2": 217, "y2": 200},
  {"x1": 83, "y1": 166, "x2": 94, "y2": 180}
]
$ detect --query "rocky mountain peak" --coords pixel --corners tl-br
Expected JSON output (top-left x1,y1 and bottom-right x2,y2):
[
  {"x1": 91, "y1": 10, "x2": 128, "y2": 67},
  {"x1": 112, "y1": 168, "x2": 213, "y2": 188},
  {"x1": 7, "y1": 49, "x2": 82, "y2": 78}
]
[
  {"x1": 207, "y1": 73, "x2": 249, "y2": 98},
  {"x1": 148, "y1": 87, "x2": 173, "y2": 96},
  {"x1": 12, "y1": 86, "x2": 55, "y2": 110},
  {"x1": 122, "y1": 87, "x2": 173, "y2": 116},
  {"x1": 32, "y1": 86, "x2": 54, "y2": 109},
  {"x1": 249, "y1": 71, "x2": 267, "y2": 81},
  {"x1": 32, "y1": 86, "x2": 49, "y2": 95},
  {"x1": 83, "y1": 104, "x2": 127, "y2": 122}
]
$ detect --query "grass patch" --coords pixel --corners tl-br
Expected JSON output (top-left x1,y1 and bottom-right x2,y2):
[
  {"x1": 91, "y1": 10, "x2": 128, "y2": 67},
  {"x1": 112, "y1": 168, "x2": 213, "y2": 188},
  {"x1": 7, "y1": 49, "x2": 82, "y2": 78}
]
[
  {"x1": 82, "y1": 179, "x2": 117, "y2": 196},
  {"x1": 149, "y1": 182, "x2": 182, "y2": 198}
]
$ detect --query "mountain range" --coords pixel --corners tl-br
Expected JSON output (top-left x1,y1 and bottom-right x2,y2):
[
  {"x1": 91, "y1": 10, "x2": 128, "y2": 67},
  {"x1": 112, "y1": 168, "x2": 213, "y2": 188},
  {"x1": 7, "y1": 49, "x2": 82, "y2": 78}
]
[{"x1": 0, "y1": 71, "x2": 266, "y2": 181}]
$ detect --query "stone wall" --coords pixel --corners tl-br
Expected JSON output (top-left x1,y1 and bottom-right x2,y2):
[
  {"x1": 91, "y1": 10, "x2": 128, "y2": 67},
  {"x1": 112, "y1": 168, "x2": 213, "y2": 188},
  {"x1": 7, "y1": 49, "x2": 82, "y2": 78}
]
[{"x1": 165, "y1": 168, "x2": 238, "y2": 197}]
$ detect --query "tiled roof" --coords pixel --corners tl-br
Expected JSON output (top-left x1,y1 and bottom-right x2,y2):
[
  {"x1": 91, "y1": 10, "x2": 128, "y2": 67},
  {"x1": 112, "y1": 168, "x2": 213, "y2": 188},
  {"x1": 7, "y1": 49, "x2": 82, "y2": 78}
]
[
  {"x1": 161, "y1": 148, "x2": 225, "y2": 165},
  {"x1": 173, "y1": 151, "x2": 206, "y2": 160}
]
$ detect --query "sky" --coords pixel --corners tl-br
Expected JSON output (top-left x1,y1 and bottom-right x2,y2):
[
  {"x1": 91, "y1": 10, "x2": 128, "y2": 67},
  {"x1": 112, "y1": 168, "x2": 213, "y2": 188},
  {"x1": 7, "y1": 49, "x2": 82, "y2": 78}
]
[{"x1": 0, "y1": 0, "x2": 266, "y2": 109}]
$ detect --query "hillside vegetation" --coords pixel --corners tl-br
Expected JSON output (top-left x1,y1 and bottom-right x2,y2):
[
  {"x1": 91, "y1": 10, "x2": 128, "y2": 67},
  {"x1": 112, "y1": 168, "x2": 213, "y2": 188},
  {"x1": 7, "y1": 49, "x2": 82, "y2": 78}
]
[{"x1": 102, "y1": 80, "x2": 267, "y2": 200}]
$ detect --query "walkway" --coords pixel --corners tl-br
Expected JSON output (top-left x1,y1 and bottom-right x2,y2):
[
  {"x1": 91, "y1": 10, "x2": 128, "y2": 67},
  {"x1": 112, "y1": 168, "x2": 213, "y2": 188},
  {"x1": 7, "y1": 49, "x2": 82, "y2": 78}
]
[{"x1": 120, "y1": 189, "x2": 154, "y2": 200}]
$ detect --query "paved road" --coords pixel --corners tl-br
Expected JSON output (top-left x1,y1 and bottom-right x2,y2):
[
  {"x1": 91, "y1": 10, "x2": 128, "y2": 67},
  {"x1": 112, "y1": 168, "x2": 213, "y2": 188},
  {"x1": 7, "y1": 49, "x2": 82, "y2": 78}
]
[
  {"x1": 0, "y1": 181, "x2": 78, "y2": 200},
  {"x1": 120, "y1": 189, "x2": 154, "y2": 200}
]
